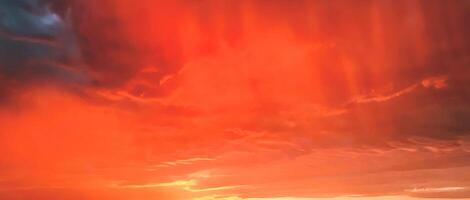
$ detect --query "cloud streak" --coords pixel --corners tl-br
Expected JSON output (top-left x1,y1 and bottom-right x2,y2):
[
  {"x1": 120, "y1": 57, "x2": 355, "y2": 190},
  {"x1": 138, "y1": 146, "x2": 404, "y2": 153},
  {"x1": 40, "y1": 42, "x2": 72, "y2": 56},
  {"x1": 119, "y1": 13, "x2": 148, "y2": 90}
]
[{"x1": 0, "y1": 0, "x2": 469, "y2": 200}]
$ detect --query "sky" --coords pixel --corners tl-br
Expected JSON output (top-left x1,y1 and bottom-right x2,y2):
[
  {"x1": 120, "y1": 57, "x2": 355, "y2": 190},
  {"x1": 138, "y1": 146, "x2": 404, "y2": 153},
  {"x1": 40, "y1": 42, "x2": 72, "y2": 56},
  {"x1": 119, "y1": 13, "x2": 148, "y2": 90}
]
[{"x1": 0, "y1": 0, "x2": 469, "y2": 199}]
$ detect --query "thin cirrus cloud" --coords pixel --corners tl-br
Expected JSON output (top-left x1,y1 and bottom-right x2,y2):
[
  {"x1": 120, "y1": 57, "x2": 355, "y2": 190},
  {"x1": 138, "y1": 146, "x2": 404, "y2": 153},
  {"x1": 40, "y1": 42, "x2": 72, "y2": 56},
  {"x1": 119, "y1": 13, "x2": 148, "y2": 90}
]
[{"x1": 0, "y1": 0, "x2": 469, "y2": 200}]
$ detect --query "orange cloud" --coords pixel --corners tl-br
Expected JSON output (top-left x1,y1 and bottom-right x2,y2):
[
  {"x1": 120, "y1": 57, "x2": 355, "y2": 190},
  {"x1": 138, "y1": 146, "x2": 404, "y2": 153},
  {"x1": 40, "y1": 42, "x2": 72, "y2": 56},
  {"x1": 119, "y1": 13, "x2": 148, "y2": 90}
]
[{"x1": 1, "y1": 1, "x2": 469, "y2": 200}]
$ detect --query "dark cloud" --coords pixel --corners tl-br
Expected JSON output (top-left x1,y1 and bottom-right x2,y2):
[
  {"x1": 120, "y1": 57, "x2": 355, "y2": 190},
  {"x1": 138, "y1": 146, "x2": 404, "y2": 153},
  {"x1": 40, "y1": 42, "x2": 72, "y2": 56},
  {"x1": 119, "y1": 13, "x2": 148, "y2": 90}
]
[
  {"x1": 67, "y1": 0, "x2": 185, "y2": 95},
  {"x1": 0, "y1": 0, "x2": 87, "y2": 101},
  {"x1": 0, "y1": 0, "x2": 183, "y2": 103}
]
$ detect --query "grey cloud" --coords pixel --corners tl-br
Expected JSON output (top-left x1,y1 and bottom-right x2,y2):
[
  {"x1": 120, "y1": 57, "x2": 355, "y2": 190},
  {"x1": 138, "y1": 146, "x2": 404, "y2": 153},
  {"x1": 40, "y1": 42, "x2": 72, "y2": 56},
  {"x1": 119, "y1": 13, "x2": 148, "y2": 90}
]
[{"x1": 0, "y1": 0, "x2": 87, "y2": 102}]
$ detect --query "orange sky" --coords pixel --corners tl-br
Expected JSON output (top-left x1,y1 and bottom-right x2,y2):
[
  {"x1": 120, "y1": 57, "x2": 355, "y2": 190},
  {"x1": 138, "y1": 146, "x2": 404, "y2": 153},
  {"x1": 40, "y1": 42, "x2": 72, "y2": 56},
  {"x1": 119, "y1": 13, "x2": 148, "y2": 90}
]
[{"x1": 0, "y1": 0, "x2": 469, "y2": 200}]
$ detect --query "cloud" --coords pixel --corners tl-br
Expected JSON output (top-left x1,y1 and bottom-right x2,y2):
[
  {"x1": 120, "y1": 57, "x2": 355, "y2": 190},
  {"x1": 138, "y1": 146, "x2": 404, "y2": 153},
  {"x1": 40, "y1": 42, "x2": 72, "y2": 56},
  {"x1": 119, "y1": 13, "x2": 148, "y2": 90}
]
[
  {"x1": 0, "y1": 0, "x2": 187, "y2": 103},
  {"x1": 0, "y1": 1, "x2": 470, "y2": 200},
  {"x1": 0, "y1": 0, "x2": 86, "y2": 102},
  {"x1": 406, "y1": 187, "x2": 470, "y2": 199}
]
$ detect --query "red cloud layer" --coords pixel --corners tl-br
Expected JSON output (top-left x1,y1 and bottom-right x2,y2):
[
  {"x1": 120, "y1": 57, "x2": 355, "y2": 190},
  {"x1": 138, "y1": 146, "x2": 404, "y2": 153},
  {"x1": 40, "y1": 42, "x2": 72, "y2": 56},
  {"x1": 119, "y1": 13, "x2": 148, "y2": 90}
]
[{"x1": 0, "y1": 0, "x2": 469, "y2": 199}]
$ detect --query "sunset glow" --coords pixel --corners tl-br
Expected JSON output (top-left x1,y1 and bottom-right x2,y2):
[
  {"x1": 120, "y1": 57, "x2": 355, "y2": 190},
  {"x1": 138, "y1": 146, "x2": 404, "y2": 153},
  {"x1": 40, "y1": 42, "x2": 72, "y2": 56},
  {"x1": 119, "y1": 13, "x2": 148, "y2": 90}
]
[{"x1": 1, "y1": 0, "x2": 469, "y2": 199}]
